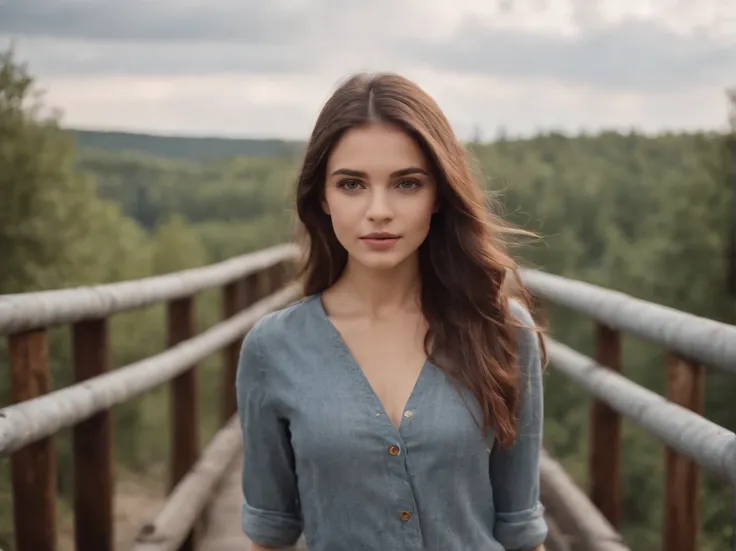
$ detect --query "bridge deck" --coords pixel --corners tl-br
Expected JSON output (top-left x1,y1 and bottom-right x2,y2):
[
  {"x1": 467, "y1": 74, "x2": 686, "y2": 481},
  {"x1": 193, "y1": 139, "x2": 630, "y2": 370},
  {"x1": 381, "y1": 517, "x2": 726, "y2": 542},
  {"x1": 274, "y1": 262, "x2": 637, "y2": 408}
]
[{"x1": 199, "y1": 454, "x2": 308, "y2": 551}]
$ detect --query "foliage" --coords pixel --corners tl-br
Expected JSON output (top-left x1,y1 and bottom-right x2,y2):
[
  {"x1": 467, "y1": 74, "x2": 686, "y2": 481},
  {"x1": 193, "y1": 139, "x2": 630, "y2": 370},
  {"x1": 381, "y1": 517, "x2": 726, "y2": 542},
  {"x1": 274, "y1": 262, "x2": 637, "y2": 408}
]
[{"x1": 71, "y1": 129, "x2": 303, "y2": 161}]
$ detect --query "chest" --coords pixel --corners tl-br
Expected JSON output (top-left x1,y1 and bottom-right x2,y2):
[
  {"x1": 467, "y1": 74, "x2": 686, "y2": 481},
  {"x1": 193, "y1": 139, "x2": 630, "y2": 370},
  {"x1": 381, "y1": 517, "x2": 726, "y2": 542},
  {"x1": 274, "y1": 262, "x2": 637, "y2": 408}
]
[
  {"x1": 272, "y1": 337, "x2": 493, "y2": 471},
  {"x1": 331, "y1": 315, "x2": 428, "y2": 430}
]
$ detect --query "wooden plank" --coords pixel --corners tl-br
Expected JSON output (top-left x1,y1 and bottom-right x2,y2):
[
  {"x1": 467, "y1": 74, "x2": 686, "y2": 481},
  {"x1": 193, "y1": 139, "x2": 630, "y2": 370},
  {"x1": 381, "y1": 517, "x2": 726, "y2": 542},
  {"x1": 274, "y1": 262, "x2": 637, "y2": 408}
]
[
  {"x1": 544, "y1": 515, "x2": 574, "y2": 551},
  {"x1": 198, "y1": 456, "x2": 308, "y2": 551},
  {"x1": 132, "y1": 416, "x2": 243, "y2": 551},
  {"x1": 220, "y1": 281, "x2": 241, "y2": 426},
  {"x1": 9, "y1": 329, "x2": 57, "y2": 551},
  {"x1": 540, "y1": 448, "x2": 630, "y2": 551},
  {"x1": 589, "y1": 323, "x2": 621, "y2": 528},
  {"x1": 220, "y1": 271, "x2": 265, "y2": 426},
  {"x1": 73, "y1": 318, "x2": 114, "y2": 551},
  {"x1": 662, "y1": 353, "x2": 703, "y2": 551},
  {"x1": 268, "y1": 261, "x2": 286, "y2": 295},
  {"x1": 168, "y1": 296, "x2": 200, "y2": 551}
]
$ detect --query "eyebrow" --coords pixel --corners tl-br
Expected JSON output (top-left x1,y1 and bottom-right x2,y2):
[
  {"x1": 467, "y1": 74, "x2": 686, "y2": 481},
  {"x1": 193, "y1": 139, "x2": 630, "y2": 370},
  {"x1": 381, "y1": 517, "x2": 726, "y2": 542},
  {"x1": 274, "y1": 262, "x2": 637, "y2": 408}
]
[{"x1": 330, "y1": 167, "x2": 429, "y2": 178}]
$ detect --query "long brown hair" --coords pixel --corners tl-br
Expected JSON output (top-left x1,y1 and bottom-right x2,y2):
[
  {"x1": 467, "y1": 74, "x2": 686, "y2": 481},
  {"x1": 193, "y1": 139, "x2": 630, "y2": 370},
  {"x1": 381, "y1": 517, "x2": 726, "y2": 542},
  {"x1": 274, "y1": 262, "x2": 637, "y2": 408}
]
[{"x1": 294, "y1": 72, "x2": 545, "y2": 447}]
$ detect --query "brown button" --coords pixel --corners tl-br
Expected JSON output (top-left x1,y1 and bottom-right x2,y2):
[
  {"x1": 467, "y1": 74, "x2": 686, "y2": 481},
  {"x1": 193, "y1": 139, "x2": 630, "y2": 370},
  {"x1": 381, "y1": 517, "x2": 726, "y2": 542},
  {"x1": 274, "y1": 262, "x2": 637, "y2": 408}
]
[
  {"x1": 400, "y1": 511, "x2": 412, "y2": 522},
  {"x1": 388, "y1": 444, "x2": 400, "y2": 456}
]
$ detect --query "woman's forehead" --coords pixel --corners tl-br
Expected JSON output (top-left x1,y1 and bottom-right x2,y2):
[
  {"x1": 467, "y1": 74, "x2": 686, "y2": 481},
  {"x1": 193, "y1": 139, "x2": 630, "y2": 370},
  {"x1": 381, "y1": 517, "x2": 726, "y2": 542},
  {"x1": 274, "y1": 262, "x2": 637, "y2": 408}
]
[{"x1": 327, "y1": 122, "x2": 428, "y2": 175}]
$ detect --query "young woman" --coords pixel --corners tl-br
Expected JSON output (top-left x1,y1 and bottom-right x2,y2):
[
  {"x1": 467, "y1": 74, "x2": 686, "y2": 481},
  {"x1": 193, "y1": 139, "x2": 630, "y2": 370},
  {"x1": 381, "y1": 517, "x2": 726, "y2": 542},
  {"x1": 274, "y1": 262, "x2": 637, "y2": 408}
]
[{"x1": 236, "y1": 72, "x2": 547, "y2": 551}]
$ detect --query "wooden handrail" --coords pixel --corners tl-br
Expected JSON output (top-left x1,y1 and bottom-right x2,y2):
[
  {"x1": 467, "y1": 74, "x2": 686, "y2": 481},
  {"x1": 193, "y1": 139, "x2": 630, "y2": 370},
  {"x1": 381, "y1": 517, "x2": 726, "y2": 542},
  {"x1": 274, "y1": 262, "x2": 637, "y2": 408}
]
[
  {"x1": 539, "y1": 449, "x2": 630, "y2": 551},
  {"x1": 5, "y1": 247, "x2": 730, "y2": 551},
  {"x1": 546, "y1": 339, "x2": 736, "y2": 484},
  {"x1": 0, "y1": 285, "x2": 301, "y2": 456},
  {"x1": 520, "y1": 268, "x2": 736, "y2": 374},
  {"x1": 522, "y1": 269, "x2": 736, "y2": 551},
  {"x1": 0, "y1": 243, "x2": 299, "y2": 334},
  {"x1": 1, "y1": 245, "x2": 299, "y2": 551}
]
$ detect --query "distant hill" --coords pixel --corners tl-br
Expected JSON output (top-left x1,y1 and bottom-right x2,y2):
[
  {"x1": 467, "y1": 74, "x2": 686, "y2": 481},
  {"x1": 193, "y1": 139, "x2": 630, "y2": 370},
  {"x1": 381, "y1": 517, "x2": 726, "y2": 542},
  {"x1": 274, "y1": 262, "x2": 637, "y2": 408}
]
[{"x1": 67, "y1": 128, "x2": 305, "y2": 161}]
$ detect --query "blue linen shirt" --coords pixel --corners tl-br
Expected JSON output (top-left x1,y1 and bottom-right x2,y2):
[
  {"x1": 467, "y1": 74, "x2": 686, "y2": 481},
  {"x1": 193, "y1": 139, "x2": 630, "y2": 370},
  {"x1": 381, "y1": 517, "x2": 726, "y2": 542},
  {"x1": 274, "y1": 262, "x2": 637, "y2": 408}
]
[{"x1": 236, "y1": 294, "x2": 547, "y2": 550}]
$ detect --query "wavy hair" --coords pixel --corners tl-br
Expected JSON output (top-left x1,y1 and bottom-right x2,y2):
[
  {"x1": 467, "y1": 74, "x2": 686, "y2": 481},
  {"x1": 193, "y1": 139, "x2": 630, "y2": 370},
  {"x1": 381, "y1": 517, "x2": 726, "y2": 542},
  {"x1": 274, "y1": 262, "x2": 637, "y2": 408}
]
[{"x1": 294, "y1": 72, "x2": 545, "y2": 447}]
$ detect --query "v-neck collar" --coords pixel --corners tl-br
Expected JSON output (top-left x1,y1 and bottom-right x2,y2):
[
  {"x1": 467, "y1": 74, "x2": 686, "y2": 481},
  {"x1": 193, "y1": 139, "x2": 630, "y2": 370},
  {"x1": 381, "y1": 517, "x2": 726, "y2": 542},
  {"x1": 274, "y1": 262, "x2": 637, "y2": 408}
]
[{"x1": 308, "y1": 294, "x2": 432, "y2": 433}]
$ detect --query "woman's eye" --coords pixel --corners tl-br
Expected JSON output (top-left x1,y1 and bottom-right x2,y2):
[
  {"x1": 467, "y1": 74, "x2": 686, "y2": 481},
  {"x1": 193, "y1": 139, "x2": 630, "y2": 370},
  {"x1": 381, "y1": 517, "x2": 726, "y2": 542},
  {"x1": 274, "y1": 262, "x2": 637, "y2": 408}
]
[
  {"x1": 397, "y1": 179, "x2": 421, "y2": 189},
  {"x1": 338, "y1": 179, "x2": 361, "y2": 191}
]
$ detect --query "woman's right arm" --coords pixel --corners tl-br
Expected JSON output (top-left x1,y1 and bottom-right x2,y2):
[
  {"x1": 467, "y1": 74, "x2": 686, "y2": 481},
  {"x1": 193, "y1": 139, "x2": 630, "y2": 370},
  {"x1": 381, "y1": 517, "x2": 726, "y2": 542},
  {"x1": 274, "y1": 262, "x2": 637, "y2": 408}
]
[{"x1": 236, "y1": 321, "x2": 304, "y2": 549}]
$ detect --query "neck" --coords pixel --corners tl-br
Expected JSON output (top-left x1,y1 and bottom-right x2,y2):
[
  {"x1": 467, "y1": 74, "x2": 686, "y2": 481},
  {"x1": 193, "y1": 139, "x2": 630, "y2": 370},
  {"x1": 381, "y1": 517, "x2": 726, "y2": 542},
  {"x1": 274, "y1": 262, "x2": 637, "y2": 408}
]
[{"x1": 333, "y1": 253, "x2": 422, "y2": 318}]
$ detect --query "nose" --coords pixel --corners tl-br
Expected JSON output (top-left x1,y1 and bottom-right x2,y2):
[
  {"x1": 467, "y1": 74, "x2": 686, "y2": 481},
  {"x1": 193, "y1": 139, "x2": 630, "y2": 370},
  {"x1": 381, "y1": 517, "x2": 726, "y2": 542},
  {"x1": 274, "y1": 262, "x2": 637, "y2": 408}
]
[{"x1": 366, "y1": 188, "x2": 393, "y2": 222}]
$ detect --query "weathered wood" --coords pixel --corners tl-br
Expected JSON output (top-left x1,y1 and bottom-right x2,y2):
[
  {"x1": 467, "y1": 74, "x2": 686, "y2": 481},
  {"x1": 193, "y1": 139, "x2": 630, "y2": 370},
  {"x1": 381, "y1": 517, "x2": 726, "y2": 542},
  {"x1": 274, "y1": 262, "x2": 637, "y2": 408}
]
[
  {"x1": 220, "y1": 281, "x2": 241, "y2": 426},
  {"x1": 0, "y1": 284, "x2": 302, "y2": 456},
  {"x1": 9, "y1": 330, "x2": 57, "y2": 551},
  {"x1": 168, "y1": 297, "x2": 200, "y2": 551},
  {"x1": 168, "y1": 297, "x2": 199, "y2": 489},
  {"x1": 132, "y1": 416, "x2": 243, "y2": 551},
  {"x1": 0, "y1": 243, "x2": 299, "y2": 334},
  {"x1": 539, "y1": 448, "x2": 630, "y2": 551},
  {"x1": 544, "y1": 515, "x2": 574, "y2": 551},
  {"x1": 663, "y1": 353, "x2": 704, "y2": 551},
  {"x1": 589, "y1": 324, "x2": 621, "y2": 528},
  {"x1": 220, "y1": 271, "x2": 263, "y2": 426},
  {"x1": 73, "y1": 318, "x2": 114, "y2": 551},
  {"x1": 520, "y1": 268, "x2": 736, "y2": 374},
  {"x1": 546, "y1": 338, "x2": 736, "y2": 485},
  {"x1": 268, "y1": 261, "x2": 286, "y2": 294},
  {"x1": 248, "y1": 268, "x2": 267, "y2": 304},
  {"x1": 196, "y1": 456, "x2": 309, "y2": 551}
]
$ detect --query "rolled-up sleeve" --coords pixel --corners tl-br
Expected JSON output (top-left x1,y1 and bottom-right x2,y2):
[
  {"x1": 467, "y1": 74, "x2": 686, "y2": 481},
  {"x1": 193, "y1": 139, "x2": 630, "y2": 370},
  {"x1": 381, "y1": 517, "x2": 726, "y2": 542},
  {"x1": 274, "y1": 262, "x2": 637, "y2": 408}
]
[
  {"x1": 236, "y1": 322, "x2": 303, "y2": 548},
  {"x1": 490, "y1": 302, "x2": 548, "y2": 550}
]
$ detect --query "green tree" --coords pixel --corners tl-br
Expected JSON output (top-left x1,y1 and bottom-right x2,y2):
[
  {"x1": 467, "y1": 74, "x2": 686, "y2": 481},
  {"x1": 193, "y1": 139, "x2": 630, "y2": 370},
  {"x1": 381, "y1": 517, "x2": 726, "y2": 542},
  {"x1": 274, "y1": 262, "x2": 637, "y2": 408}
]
[
  {"x1": 0, "y1": 48, "x2": 151, "y2": 294},
  {"x1": 151, "y1": 214, "x2": 209, "y2": 275},
  {"x1": 0, "y1": 47, "x2": 155, "y2": 549}
]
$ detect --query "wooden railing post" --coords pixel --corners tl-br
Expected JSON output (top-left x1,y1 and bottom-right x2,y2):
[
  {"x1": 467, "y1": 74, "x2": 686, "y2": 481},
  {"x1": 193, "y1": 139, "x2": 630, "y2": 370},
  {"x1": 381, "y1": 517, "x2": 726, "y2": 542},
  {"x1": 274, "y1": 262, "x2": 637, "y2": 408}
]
[
  {"x1": 167, "y1": 296, "x2": 200, "y2": 551},
  {"x1": 9, "y1": 329, "x2": 57, "y2": 551},
  {"x1": 663, "y1": 353, "x2": 703, "y2": 551},
  {"x1": 220, "y1": 270, "x2": 266, "y2": 425},
  {"x1": 221, "y1": 281, "x2": 241, "y2": 426},
  {"x1": 72, "y1": 318, "x2": 114, "y2": 551},
  {"x1": 268, "y1": 261, "x2": 286, "y2": 294},
  {"x1": 589, "y1": 323, "x2": 622, "y2": 528}
]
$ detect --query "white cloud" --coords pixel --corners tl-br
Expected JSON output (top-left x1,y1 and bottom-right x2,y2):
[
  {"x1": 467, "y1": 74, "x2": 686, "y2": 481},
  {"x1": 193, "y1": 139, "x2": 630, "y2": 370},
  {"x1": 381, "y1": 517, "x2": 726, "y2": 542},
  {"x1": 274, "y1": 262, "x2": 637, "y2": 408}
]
[
  {"x1": 39, "y1": 70, "x2": 731, "y2": 140},
  {"x1": 1, "y1": 0, "x2": 734, "y2": 138}
]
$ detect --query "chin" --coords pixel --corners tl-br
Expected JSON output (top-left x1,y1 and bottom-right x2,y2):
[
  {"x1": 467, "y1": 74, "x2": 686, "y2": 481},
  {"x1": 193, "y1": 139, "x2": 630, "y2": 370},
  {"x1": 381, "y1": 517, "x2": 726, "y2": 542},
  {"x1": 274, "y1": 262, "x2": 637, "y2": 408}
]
[{"x1": 350, "y1": 249, "x2": 415, "y2": 271}]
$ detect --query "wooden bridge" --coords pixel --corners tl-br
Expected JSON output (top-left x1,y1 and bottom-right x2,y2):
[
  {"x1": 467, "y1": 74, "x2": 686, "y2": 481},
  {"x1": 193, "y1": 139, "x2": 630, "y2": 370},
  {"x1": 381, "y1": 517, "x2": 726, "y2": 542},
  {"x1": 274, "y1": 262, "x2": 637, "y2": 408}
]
[{"x1": 1, "y1": 244, "x2": 735, "y2": 551}]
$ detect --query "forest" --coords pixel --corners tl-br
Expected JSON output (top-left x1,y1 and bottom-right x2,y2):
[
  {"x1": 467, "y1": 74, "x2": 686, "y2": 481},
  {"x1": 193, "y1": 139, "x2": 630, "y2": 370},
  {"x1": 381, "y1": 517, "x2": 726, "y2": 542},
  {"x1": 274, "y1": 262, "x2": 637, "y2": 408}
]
[{"x1": 1, "y1": 48, "x2": 735, "y2": 551}]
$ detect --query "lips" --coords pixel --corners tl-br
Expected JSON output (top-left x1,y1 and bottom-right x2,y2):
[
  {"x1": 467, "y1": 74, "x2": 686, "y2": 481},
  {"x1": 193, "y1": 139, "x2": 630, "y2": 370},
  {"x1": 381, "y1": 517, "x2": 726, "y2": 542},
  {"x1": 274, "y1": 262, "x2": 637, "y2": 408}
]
[
  {"x1": 359, "y1": 233, "x2": 401, "y2": 250},
  {"x1": 360, "y1": 233, "x2": 400, "y2": 240}
]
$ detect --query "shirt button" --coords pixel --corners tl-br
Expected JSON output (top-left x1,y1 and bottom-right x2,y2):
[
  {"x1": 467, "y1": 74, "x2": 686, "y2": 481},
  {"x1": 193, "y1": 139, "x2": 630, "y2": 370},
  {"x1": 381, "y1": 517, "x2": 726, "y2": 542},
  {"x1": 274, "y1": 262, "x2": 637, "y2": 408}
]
[
  {"x1": 388, "y1": 444, "x2": 400, "y2": 456},
  {"x1": 400, "y1": 511, "x2": 412, "y2": 522},
  {"x1": 403, "y1": 410, "x2": 413, "y2": 418}
]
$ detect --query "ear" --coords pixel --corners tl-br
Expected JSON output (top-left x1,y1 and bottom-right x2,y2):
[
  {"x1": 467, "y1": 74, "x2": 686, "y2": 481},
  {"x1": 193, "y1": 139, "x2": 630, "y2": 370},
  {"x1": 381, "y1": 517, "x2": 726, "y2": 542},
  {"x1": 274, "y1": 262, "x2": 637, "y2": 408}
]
[{"x1": 321, "y1": 196, "x2": 331, "y2": 216}]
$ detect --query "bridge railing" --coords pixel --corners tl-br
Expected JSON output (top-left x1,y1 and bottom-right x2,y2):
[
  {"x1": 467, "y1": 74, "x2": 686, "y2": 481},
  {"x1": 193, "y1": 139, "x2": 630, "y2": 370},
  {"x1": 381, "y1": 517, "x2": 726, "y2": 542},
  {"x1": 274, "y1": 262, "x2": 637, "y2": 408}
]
[
  {"x1": 5, "y1": 242, "x2": 732, "y2": 551},
  {"x1": 521, "y1": 268, "x2": 736, "y2": 551},
  {"x1": 0, "y1": 243, "x2": 301, "y2": 551}
]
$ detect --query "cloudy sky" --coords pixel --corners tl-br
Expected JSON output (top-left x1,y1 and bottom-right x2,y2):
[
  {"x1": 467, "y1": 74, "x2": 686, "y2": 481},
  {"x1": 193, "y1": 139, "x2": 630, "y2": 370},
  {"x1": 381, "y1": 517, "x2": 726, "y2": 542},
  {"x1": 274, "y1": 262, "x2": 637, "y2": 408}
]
[{"x1": 1, "y1": 0, "x2": 735, "y2": 140}]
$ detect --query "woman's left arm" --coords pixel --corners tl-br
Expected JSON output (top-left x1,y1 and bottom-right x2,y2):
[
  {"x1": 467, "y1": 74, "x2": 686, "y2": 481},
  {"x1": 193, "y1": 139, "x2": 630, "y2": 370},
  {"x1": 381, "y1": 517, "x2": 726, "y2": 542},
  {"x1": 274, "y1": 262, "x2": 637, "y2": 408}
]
[{"x1": 489, "y1": 302, "x2": 548, "y2": 551}]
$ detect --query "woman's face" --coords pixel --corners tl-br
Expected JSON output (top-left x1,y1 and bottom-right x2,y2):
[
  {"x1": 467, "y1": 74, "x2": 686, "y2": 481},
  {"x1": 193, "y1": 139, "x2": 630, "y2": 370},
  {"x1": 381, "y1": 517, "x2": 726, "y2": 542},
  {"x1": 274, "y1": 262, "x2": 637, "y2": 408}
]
[{"x1": 323, "y1": 121, "x2": 438, "y2": 273}]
